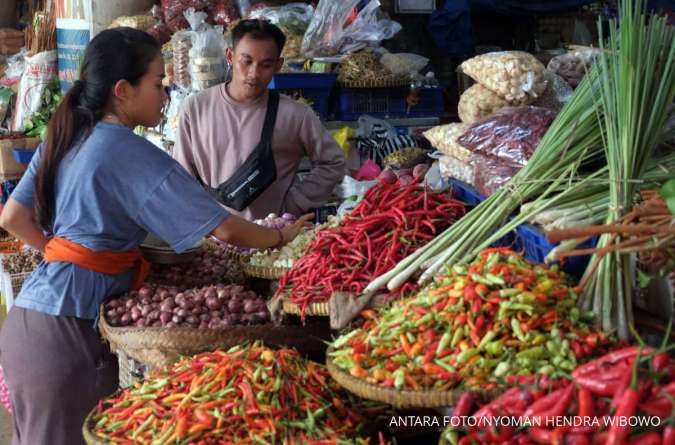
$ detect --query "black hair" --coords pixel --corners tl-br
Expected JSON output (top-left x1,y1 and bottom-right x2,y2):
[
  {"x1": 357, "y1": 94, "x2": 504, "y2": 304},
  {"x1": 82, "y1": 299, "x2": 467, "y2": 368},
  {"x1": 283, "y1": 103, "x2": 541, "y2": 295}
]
[
  {"x1": 231, "y1": 19, "x2": 286, "y2": 56},
  {"x1": 34, "y1": 27, "x2": 160, "y2": 231}
]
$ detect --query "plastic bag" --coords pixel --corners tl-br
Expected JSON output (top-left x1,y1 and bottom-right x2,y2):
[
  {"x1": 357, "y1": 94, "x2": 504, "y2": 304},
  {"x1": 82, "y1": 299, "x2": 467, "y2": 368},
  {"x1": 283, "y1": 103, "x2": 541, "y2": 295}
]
[
  {"x1": 547, "y1": 47, "x2": 602, "y2": 88},
  {"x1": 332, "y1": 126, "x2": 354, "y2": 158},
  {"x1": 533, "y1": 70, "x2": 573, "y2": 111},
  {"x1": 460, "y1": 51, "x2": 547, "y2": 103},
  {"x1": 162, "y1": 0, "x2": 211, "y2": 32},
  {"x1": 457, "y1": 106, "x2": 557, "y2": 167},
  {"x1": 249, "y1": 3, "x2": 313, "y2": 35},
  {"x1": 383, "y1": 147, "x2": 428, "y2": 169},
  {"x1": 356, "y1": 115, "x2": 397, "y2": 140},
  {"x1": 302, "y1": 0, "x2": 401, "y2": 58},
  {"x1": 190, "y1": 22, "x2": 227, "y2": 91},
  {"x1": 458, "y1": 83, "x2": 511, "y2": 124},
  {"x1": 334, "y1": 176, "x2": 378, "y2": 199},
  {"x1": 423, "y1": 161, "x2": 451, "y2": 192},
  {"x1": 423, "y1": 123, "x2": 471, "y2": 161},
  {"x1": 439, "y1": 154, "x2": 475, "y2": 184},
  {"x1": 0, "y1": 49, "x2": 26, "y2": 87},
  {"x1": 12, "y1": 50, "x2": 57, "y2": 132},
  {"x1": 163, "y1": 88, "x2": 191, "y2": 143},
  {"x1": 354, "y1": 159, "x2": 381, "y2": 181},
  {"x1": 471, "y1": 153, "x2": 520, "y2": 197},
  {"x1": 211, "y1": 0, "x2": 240, "y2": 26},
  {"x1": 380, "y1": 52, "x2": 429, "y2": 76}
]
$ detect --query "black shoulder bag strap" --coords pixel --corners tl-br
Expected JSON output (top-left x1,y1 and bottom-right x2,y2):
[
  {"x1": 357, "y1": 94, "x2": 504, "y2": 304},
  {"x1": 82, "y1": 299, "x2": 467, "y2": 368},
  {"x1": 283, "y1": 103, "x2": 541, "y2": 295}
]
[{"x1": 208, "y1": 90, "x2": 280, "y2": 211}]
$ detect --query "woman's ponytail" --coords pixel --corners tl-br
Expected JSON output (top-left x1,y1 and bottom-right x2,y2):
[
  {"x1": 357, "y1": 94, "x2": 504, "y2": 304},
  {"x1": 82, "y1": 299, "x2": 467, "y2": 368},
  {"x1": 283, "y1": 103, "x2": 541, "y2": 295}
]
[{"x1": 32, "y1": 28, "x2": 160, "y2": 232}]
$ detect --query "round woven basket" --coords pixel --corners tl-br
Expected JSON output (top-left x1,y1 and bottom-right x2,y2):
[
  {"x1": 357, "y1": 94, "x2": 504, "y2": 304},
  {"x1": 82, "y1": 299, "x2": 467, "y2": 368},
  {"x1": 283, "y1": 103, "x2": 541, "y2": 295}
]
[
  {"x1": 326, "y1": 349, "x2": 473, "y2": 409},
  {"x1": 241, "y1": 263, "x2": 290, "y2": 280},
  {"x1": 83, "y1": 406, "x2": 108, "y2": 445},
  {"x1": 99, "y1": 307, "x2": 330, "y2": 368},
  {"x1": 282, "y1": 300, "x2": 330, "y2": 317}
]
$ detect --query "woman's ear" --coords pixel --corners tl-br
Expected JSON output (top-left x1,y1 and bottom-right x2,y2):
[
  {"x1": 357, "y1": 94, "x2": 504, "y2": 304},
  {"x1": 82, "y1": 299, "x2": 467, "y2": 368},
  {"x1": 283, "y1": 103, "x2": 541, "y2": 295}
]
[{"x1": 112, "y1": 79, "x2": 133, "y2": 101}]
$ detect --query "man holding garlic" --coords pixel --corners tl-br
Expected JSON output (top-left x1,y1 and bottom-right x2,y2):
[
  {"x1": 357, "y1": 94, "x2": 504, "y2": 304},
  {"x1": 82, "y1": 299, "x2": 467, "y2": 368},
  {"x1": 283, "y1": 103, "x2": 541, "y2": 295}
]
[{"x1": 173, "y1": 20, "x2": 345, "y2": 221}]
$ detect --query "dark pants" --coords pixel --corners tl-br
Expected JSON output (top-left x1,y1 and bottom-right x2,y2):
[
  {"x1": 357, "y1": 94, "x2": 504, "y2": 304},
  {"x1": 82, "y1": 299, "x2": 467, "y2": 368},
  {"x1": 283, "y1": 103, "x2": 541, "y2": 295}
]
[{"x1": 0, "y1": 307, "x2": 118, "y2": 445}]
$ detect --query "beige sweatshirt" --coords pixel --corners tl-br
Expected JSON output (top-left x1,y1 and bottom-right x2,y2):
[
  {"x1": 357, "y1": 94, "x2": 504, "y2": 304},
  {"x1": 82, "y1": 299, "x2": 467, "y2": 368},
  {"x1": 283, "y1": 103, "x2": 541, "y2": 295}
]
[{"x1": 173, "y1": 84, "x2": 345, "y2": 220}]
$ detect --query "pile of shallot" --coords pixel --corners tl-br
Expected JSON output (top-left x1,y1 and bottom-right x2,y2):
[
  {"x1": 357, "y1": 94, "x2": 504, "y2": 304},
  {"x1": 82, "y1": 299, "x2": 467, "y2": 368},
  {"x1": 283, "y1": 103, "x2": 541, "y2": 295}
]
[{"x1": 103, "y1": 283, "x2": 270, "y2": 329}]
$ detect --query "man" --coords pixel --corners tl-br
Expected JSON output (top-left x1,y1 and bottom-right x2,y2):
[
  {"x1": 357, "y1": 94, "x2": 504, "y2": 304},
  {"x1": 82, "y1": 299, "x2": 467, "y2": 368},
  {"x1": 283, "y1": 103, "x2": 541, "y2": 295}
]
[{"x1": 174, "y1": 20, "x2": 345, "y2": 220}]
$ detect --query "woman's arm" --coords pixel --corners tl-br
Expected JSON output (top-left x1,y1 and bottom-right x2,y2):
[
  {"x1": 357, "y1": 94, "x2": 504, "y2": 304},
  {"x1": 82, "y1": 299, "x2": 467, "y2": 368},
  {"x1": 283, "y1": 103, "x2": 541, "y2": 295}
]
[
  {"x1": 211, "y1": 213, "x2": 312, "y2": 249},
  {"x1": 0, "y1": 198, "x2": 48, "y2": 252}
]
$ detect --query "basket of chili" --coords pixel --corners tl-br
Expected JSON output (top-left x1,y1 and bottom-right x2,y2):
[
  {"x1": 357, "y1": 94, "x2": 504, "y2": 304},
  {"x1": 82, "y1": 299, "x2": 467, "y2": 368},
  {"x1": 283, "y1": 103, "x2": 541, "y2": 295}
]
[
  {"x1": 326, "y1": 348, "x2": 488, "y2": 409},
  {"x1": 99, "y1": 306, "x2": 331, "y2": 368}
]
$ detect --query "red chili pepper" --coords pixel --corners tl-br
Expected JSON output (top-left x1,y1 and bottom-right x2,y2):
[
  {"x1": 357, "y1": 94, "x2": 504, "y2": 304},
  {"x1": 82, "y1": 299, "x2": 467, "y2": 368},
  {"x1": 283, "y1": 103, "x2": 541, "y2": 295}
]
[
  {"x1": 529, "y1": 427, "x2": 553, "y2": 444},
  {"x1": 606, "y1": 350, "x2": 642, "y2": 445},
  {"x1": 566, "y1": 433, "x2": 590, "y2": 445},
  {"x1": 627, "y1": 432, "x2": 662, "y2": 445},
  {"x1": 452, "y1": 392, "x2": 475, "y2": 420},
  {"x1": 573, "y1": 347, "x2": 651, "y2": 379},
  {"x1": 663, "y1": 425, "x2": 675, "y2": 445}
]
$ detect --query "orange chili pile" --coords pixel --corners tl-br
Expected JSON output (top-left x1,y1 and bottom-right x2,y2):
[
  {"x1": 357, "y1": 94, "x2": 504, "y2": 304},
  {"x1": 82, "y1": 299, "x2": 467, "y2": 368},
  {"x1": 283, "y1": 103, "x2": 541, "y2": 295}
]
[
  {"x1": 329, "y1": 249, "x2": 612, "y2": 392},
  {"x1": 276, "y1": 179, "x2": 465, "y2": 319},
  {"x1": 90, "y1": 342, "x2": 390, "y2": 444}
]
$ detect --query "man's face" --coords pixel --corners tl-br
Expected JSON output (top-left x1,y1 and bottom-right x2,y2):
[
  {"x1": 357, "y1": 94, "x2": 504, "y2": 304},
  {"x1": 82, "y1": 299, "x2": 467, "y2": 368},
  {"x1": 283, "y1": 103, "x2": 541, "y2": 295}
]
[{"x1": 226, "y1": 34, "x2": 283, "y2": 100}]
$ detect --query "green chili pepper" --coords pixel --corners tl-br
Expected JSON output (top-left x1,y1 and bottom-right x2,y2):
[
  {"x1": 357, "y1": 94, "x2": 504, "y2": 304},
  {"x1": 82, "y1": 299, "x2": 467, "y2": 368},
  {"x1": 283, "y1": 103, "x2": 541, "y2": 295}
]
[
  {"x1": 511, "y1": 318, "x2": 528, "y2": 342},
  {"x1": 493, "y1": 362, "x2": 510, "y2": 378},
  {"x1": 516, "y1": 346, "x2": 546, "y2": 360},
  {"x1": 451, "y1": 328, "x2": 464, "y2": 348},
  {"x1": 437, "y1": 332, "x2": 452, "y2": 355},
  {"x1": 456, "y1": 348, "x2": 478, "y2": 364}
]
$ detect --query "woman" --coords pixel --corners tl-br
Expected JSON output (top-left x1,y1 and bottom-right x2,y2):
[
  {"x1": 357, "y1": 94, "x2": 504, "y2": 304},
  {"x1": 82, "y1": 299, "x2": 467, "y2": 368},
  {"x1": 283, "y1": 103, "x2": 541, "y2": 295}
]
[{"x1": 0, "y1": 28, "x2": 309, "y2": 445}]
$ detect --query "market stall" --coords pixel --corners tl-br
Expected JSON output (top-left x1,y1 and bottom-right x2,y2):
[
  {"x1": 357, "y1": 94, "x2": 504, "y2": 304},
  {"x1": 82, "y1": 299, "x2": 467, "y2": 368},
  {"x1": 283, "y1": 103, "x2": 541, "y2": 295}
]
[{"x1": 0, "y1": 0, "x2": 673, "y2": 444}]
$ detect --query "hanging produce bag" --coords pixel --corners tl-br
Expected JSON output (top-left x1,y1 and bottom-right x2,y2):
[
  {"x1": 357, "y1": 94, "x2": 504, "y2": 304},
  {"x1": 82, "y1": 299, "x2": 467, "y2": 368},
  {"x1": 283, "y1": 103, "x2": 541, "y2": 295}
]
[
  {"x1": 12, "y1": 50, "x2": 57, "y2": 132},
  {"x1": 301, "y1": 0, "x2": 401, "y2": 57}
]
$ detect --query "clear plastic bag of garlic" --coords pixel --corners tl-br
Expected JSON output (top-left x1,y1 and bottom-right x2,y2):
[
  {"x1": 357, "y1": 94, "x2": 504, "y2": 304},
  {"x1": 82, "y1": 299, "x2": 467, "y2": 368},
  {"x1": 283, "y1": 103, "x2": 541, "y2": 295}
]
[
  {"x1": 458, "y1": 83, "x2": 514, "y2": 124},
  {"x1": 460, "y1": 51, "x2": 547, "y2": 103},
  {"x1": 424, "y1": 122, "x2": 471, "y2": 161}
]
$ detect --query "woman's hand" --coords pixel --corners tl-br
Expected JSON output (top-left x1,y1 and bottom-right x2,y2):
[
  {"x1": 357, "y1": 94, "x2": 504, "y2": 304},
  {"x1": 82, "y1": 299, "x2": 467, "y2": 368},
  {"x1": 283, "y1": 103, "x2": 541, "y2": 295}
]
[
  {"x1": 0, "y1": 198, "x2": 48, "y2": 252},
  {"x1": 279, "y1": 213, "x2": 314, "y2": 245}
]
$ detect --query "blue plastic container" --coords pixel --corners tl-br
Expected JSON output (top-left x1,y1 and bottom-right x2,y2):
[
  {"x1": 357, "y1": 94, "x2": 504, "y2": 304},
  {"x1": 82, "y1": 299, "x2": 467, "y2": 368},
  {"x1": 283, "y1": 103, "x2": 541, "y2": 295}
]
[
  {"x1": 268, "y1": 73, "x2": 337, "y2": 120},
  {"x1": 332, "y1": 87, "x2": 444, "y2": 121},
  {"x1": 268, "y1": 73, "x2": 337, "y2": 90},
  {"x1": 517, "y1": 223, "x2": 597, "y2": 278},
  {"x1": 445, "y1": 177, "x2": 594, "y2": 277},
  {"x1": 12, "y1": 148, "x2": 36, "y2": 165}
]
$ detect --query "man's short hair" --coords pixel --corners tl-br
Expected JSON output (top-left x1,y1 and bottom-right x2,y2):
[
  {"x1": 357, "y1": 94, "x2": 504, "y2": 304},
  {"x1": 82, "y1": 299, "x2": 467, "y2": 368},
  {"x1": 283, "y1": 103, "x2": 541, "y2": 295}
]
[{"x1": 231, "y1": 19, "x2": 286, "y2": 57}]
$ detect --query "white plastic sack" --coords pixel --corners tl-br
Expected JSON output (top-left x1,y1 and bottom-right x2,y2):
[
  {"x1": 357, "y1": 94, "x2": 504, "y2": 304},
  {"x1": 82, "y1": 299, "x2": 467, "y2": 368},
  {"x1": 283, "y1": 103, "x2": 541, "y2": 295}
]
[
  {"x1": 334, "y1": 176, "x2": 378, "y2": 199},
  {"x1": 302, "y1": 0, "x2": 401, "y2": 57},
  {"x1": 12, "y1": 50, "x2": 57, "y2": 132}
]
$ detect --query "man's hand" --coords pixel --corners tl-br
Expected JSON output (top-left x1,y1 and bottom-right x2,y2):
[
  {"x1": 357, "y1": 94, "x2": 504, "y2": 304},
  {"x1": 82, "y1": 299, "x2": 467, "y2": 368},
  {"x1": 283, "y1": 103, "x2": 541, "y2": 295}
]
[{"x1": 0, "y1": 28, "x2": 24, "y2": 55}]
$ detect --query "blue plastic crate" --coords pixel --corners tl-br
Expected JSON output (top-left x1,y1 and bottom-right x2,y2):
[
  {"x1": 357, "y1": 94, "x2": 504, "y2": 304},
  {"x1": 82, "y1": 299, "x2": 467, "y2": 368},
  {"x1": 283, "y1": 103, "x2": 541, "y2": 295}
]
[
  {"x1": 446, "y1": 178, "x2": 485, "y2": 207},
  {"x1": 332, "y1": 87, "x2": 444, "y2": 121},
  {"x1": 517, "y1": 223, "x2": 597, "y2": 278},
  {"x1": 278, "y1": 89, "x2": 331, "y2": 120},
  {"x1": 12, "y1": 148, "x2": 36, "y2": 165},
  {"x1": 268, "y1": 73, "x2": 337, "y2": 90}
]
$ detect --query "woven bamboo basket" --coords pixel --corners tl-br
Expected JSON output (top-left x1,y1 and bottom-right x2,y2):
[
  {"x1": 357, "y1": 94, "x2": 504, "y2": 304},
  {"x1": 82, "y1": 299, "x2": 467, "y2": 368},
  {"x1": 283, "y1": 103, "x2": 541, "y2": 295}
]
[
  {"x1": 83, "y1": 405, "x2": 109, "y2": 445},
  {"x1": 326, "y1": 349, "x2": 476, "y2": 409},
  {"x1": 282, "y1": 299, "x2": 330, "y2": 317},
  {"x1": 99, "y1": 306, "x2": 330, "y2": 368},
  {"x1": 241, "y1": 262, "x2": 290, "y2": 280},
  {"x1": 337, "y1": 78, "x2": 410, "y2": 88}
]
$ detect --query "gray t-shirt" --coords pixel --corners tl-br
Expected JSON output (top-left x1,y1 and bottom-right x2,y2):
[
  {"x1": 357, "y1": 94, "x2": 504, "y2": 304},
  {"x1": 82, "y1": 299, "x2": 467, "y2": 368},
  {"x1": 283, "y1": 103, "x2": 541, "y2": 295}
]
[{"x1": 11, "y1": 122, "x2": 229, "y2": 319}]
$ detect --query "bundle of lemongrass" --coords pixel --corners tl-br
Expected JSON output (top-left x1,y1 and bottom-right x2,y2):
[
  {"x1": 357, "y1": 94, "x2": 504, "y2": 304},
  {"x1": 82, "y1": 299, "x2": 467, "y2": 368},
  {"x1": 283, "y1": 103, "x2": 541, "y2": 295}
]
[{"x1": 579, "y1": 0, "x2": 675, "y2": 339}]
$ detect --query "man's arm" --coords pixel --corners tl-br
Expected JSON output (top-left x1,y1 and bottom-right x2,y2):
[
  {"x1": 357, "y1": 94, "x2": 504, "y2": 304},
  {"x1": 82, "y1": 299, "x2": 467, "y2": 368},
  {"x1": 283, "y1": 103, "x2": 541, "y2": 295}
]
[
  {"x1": 284, "y1": 110, "x2": 345, "y2": 215},
  {"x1": 172, "y1": 101, "x2": 199, "y2": 179}
]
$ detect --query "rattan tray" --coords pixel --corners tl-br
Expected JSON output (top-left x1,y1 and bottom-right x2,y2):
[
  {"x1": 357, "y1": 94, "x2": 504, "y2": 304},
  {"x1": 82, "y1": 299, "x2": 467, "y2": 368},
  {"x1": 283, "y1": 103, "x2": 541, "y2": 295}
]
[
  {"x1": 282, "y1": 299, "x2": 330, "y2": 317},
  {"x1": 83, "y1": 405, "x2": 110, "y2": 445},
  {"x1": 241, "y1": 262, "x2": 290, "y2": 280},
  {"x1": 337, "y1": 78, "x2": 410, "y2": 88},
  {"x1": 326, "y1": 348, "x2": 475, "y2": 409},
  {"x1": 99, "y1": 306, "x2": 329, "y2": 368}
]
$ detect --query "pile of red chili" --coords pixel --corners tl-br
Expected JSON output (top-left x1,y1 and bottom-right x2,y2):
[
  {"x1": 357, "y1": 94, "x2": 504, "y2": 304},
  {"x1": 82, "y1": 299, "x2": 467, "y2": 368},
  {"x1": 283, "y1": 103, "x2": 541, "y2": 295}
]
[
  {"x1": 90, "y1": 342, "x2": 390, "y2": 444},
  {"x1": 276, "y1": 179, "x2": 465, "y2": 318},
  {"x1": 441, "y1": 346, "x2": 675, "y2": 445}
]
